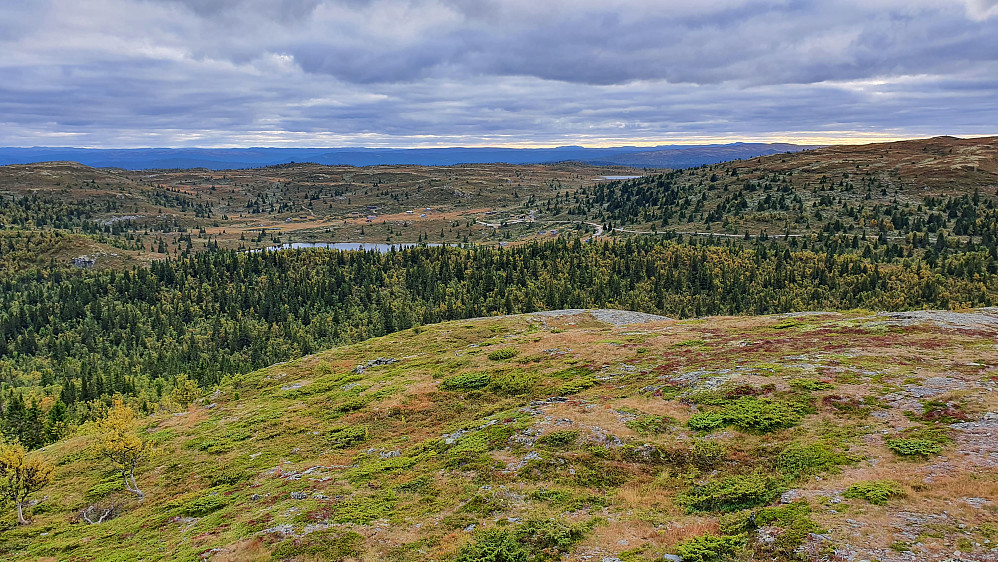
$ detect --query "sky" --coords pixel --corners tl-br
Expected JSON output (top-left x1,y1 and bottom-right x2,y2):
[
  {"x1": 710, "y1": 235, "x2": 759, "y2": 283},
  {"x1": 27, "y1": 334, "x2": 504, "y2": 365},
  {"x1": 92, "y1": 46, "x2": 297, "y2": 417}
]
[{"x1": 1, "y1": 0, "x2": 996, "y2": 148}]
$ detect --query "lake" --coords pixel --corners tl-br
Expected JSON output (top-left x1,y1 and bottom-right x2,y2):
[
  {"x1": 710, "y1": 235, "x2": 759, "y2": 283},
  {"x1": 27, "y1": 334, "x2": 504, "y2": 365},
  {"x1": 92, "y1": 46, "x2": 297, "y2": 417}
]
[{"x1": 265, "y1": 242, "x2": 445, "y2": 253}]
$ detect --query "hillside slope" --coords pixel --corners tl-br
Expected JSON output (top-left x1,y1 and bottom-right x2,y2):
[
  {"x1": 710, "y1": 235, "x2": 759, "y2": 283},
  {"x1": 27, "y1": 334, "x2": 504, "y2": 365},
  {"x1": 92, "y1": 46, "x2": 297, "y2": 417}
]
[
  {"x1": 6, "y1": 309, "x2": 998, "y2": 561},
  {"x1": 2, "y1": 136, "x2": 996, "y2": 264},
  {"x1": 557, "y1": 135, "x2": 998, "y2": 241}
]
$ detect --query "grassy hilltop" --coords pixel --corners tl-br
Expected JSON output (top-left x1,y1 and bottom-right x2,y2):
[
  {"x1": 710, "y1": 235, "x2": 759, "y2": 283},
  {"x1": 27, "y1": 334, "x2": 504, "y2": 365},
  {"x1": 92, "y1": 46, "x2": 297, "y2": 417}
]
[{"x1": 4, "y1": 309, "x2": 997, "y2": 561}]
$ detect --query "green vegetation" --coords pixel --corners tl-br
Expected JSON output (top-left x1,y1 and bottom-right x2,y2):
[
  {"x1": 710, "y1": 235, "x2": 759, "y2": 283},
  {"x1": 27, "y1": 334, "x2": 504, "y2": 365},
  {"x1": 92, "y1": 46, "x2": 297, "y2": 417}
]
[
  {"x1": 442, "y1": 372, "x2": 492, "y2": 391},
  {"x1": 843, "y1": 480, "x2": 906, "y2": 505},
  {"x1": 488, "y1": 348, "x2": 520, "y2": 361},
  {"x1": 677, "y1": 472, "x2": 784, "y2": 513},
  {"x1": 456, "y1": 519, "x2": 588, "y2": 562},
  {"x1": 789, "y1": 378, "x2": 835, "y2": 391},
  {"x1": 688, "y1": 396, "x2": 808, "y2": 433},
  {"x1": 672, "y1": 533, "x2": 746, "y2": 562},
  {"x1": 886, "y1": 438, "x2": 944, "y2": 457},
  {"x1": 2, "y1": 228, "x2": 998, "y2": 448},
  {"x1": 776, "y1": 442, "x2": 852, "y2": 479}
]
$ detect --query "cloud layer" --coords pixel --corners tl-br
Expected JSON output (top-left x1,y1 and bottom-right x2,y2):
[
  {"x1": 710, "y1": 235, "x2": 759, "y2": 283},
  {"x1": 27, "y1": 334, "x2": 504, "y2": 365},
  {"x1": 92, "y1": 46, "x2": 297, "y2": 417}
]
[{"x1": 1, "y1": 0, "x2": 996, "y2": 147}]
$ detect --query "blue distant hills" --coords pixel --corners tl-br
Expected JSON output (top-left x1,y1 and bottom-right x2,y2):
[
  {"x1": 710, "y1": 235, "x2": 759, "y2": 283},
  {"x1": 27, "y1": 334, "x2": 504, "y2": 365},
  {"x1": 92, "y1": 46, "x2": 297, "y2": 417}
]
[{"x1": 0, "y1": 143, "x2": 818, "y2": 170}]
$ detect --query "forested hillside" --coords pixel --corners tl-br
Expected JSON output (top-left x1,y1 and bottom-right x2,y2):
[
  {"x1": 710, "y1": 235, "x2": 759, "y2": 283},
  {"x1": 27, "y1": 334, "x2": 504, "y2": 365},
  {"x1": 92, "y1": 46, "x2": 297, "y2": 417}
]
[
  {"x1": 1, "y1": 138, "x2": 998, "y2": 451},
  {"x1": 2, "y1": 235, "x2": 998, "y2": 450},
  {"x1": 540, "y1": 136, "x2": 998, "y2": 242}
]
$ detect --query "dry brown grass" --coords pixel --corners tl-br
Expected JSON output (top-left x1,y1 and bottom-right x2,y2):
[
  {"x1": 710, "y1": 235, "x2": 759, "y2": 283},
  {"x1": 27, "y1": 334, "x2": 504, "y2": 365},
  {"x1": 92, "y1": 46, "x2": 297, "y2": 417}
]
[
  {"x1": 577, "y1": 518, "x2": 664, "y2": 555},
  {"x1": 654, "y1": 517, "x2": 722, "y2": 547},
  {"x1": 613, "y1": 396, "x2": 694, "y2": 419},
  {"x1": 613, "y1": 476, "x2": 676, "y2": 511},
  {"x1": 211, "y1": 538, "x2": 272, "y2": 562}
]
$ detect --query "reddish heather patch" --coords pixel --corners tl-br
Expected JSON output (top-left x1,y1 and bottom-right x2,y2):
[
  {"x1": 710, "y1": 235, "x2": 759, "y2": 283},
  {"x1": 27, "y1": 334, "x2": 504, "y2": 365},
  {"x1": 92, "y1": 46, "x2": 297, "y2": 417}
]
[
  {"x1": 246, "y1": 513, "x2": 274, "y2": 532},
  {"x1": 724, "y1": 384, "x2": 774, "y2": 399},
  {"x1": 821, "y1": 395, "x2": 869, "y2": 415},
  {"x1": 734, "y1": 340, "x2": 783, "y2": 354},
  {"x1": 821, "y1": 334, "x2": 898, "y2": 351},
  {"x1": 902, "y1": 336, "x2": 954, "y2": 350},
  {"x1": 304, "y1": 504, "x2": 337, "y2": 523},
  {"x1": 920, "y1": 401, "x2": 972, "y2": 423}
]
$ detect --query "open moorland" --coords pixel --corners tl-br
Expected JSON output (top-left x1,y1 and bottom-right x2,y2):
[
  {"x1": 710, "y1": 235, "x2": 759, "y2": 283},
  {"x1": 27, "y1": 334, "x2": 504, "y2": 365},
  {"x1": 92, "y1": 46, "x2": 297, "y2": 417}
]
[
  {"x1": 3, "y1": 309, "x2": 997, "y2": 561},
  {"x1": 0, "y1": 160, "x2": 638, "y2": 267}
]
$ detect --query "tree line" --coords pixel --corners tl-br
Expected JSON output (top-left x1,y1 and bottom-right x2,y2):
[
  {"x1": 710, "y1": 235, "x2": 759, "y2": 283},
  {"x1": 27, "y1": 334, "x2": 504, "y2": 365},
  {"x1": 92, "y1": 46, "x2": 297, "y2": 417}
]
[{"x1": 1, "y1": 236, "x2": 996, "y2": 448}]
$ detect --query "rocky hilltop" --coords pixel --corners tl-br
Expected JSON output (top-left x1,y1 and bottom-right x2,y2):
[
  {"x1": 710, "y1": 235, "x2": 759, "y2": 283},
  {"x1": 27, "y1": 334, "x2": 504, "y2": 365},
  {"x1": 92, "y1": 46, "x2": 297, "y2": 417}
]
[{"x1": 8, "y1": 309, "x2": 998, "y2": 561}]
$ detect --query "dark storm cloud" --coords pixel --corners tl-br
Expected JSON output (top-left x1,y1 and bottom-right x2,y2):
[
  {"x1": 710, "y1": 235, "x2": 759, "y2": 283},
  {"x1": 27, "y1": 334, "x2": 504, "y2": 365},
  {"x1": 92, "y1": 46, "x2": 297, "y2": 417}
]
[{"x1": 0, "y1": 0, "x2": 995, "y2": 147}]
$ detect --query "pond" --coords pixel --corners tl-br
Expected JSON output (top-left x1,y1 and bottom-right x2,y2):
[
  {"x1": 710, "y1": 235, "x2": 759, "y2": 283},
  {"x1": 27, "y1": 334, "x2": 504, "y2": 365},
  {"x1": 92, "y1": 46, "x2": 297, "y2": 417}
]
[{"x1": 265, "y1": 242, "x2": 445, "y2": 253}]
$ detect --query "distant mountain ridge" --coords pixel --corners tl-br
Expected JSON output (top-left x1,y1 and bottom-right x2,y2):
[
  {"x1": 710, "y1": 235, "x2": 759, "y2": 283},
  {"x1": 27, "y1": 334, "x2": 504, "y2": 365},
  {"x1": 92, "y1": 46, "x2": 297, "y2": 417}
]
[{"x1": 0, "y1": 143, "x2": 818, "y2": 170}]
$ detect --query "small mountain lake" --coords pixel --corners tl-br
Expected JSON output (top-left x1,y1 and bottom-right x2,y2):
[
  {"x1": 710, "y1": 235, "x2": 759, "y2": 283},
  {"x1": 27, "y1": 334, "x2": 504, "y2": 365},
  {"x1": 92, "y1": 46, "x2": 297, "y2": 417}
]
[{"x1": 265, "y1": 242, "x2": 445, "y2": 253}]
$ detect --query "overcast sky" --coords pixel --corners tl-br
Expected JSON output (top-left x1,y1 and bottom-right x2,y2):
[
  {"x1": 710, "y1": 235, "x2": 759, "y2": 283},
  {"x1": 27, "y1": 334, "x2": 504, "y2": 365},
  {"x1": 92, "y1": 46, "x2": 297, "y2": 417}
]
[{"x1": 1, "y1": 0, "x2": 996, "y2": 148}]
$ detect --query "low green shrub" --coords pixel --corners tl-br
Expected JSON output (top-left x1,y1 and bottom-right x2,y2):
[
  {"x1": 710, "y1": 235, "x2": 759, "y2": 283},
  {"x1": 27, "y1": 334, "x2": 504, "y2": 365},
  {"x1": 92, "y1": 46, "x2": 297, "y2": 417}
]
[
  {"x1": 441, "y1": 372, "x2": 492, "y2": 391},
  {"x1": 571, "y1": 458, "x2": 628, "y2": 489},
  {"x1": 755, "y1": 502, "x2": 823, "y2": 554},
  {"x1": 690, "y1": 439, "x2": 726, "y2": 469},
  {"x1": 206, "y1": 466, "x2": 249, "y2": 486},
  {"x1": 677, "y1": 472, "x2": 783, "y2": 513},
  {"x1": 333, "y1": 397, "x2": 369, "y2": 414},
  {"x1": 489, "y1": 369, "x2": 539, "y2": 396},
  {"x1": 626, "y1": 415, "x2": 673, "y2": 435},
  {"x1": 328, "y1": 425, "x2": 369, "y2": 449},
  {"x1": 537, "y1": 430, "x2": 579, "y2": 448},
  {"x1": 776, "y1": 443, "x2": 850, "y2": 479},
  {"x1": 843, "y1": 480, "x2": 905, "y2": 505},
  {"x1": 456, "y1": 527, "x2": 528, "y2": 562},
  {"x1": 558, "y1": 377, "x2": 597, "y2": 395},
  {"x1": 688, "y1": 397, "x2": 806, "y2": 433},
  {"x1": 455, "y1": 519, "x2": 589, "y2": 562},
  {"x1": 516, "y1": 518, "x2": 588, "y2": 560},
  {"x1": 85, "y1": 479, "x2": 123, "y2": 500},
  {"x1": 672, "y1": 533, "x2": 746, "y2": 562},
  {"x1": 886, "y1": 438, "x2": 943, "y2": 457},
  {"x1": 272, "y1": 530, "x2": 363, "y2": 559},
  {"x1": 183, "y1": 437, "x2": 233, "y2": 454},
  {"x1": 687, "y1": 411, "x2": 727, "y2": 431},
  {"x1": 350, "y1": 455, "x2": 420, "y2": 479},
  {"x1": 718, "y1": 510, "x2": 754, "y2": 535},
  {"x1": 722, "y1": 397, "x2": 805, "y2": 432},
  {"x1": 333, "y1": 493, "x2": 396, "y2": 523},
  {"x1": 488, "y1": 348, "x2": 520, "y2": 361},
  {"x1": 171, "y1": 492, "x2": 228, "y2": 516}
]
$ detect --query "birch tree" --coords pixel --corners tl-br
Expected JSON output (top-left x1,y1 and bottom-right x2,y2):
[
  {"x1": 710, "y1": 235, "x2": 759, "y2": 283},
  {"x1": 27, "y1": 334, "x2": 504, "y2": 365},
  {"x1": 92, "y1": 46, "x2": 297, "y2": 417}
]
[
  {"x1": 90, "y1": 399, "x2": 147, "y2": 500},
  {"x1": 0, "y1": 442, "x2": 53, "y2": 524}
]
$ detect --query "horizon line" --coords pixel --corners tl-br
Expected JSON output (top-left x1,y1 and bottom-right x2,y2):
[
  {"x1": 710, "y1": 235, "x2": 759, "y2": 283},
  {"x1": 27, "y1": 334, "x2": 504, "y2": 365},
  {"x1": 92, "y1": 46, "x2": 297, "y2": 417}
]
[{"x1": 2, "y1": 133, "x2": 995, "y2": 151}]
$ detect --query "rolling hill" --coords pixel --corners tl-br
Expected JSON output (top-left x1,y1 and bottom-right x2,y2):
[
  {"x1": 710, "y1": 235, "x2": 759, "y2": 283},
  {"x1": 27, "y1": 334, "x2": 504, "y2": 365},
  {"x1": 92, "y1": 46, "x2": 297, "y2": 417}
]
[{"x1": 4, "y1": 309, "x2": 997, "y2": 561}]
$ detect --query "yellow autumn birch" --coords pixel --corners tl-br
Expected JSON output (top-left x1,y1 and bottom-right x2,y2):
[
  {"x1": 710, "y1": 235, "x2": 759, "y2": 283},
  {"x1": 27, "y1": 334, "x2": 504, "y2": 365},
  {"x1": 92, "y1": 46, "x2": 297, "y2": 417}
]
[
  {"x1": 0, "y1": 442, "x2": 54, "y2": 524},
  {"x1": 90, "y1": 399, "x2": 147, "y2": 500}
]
